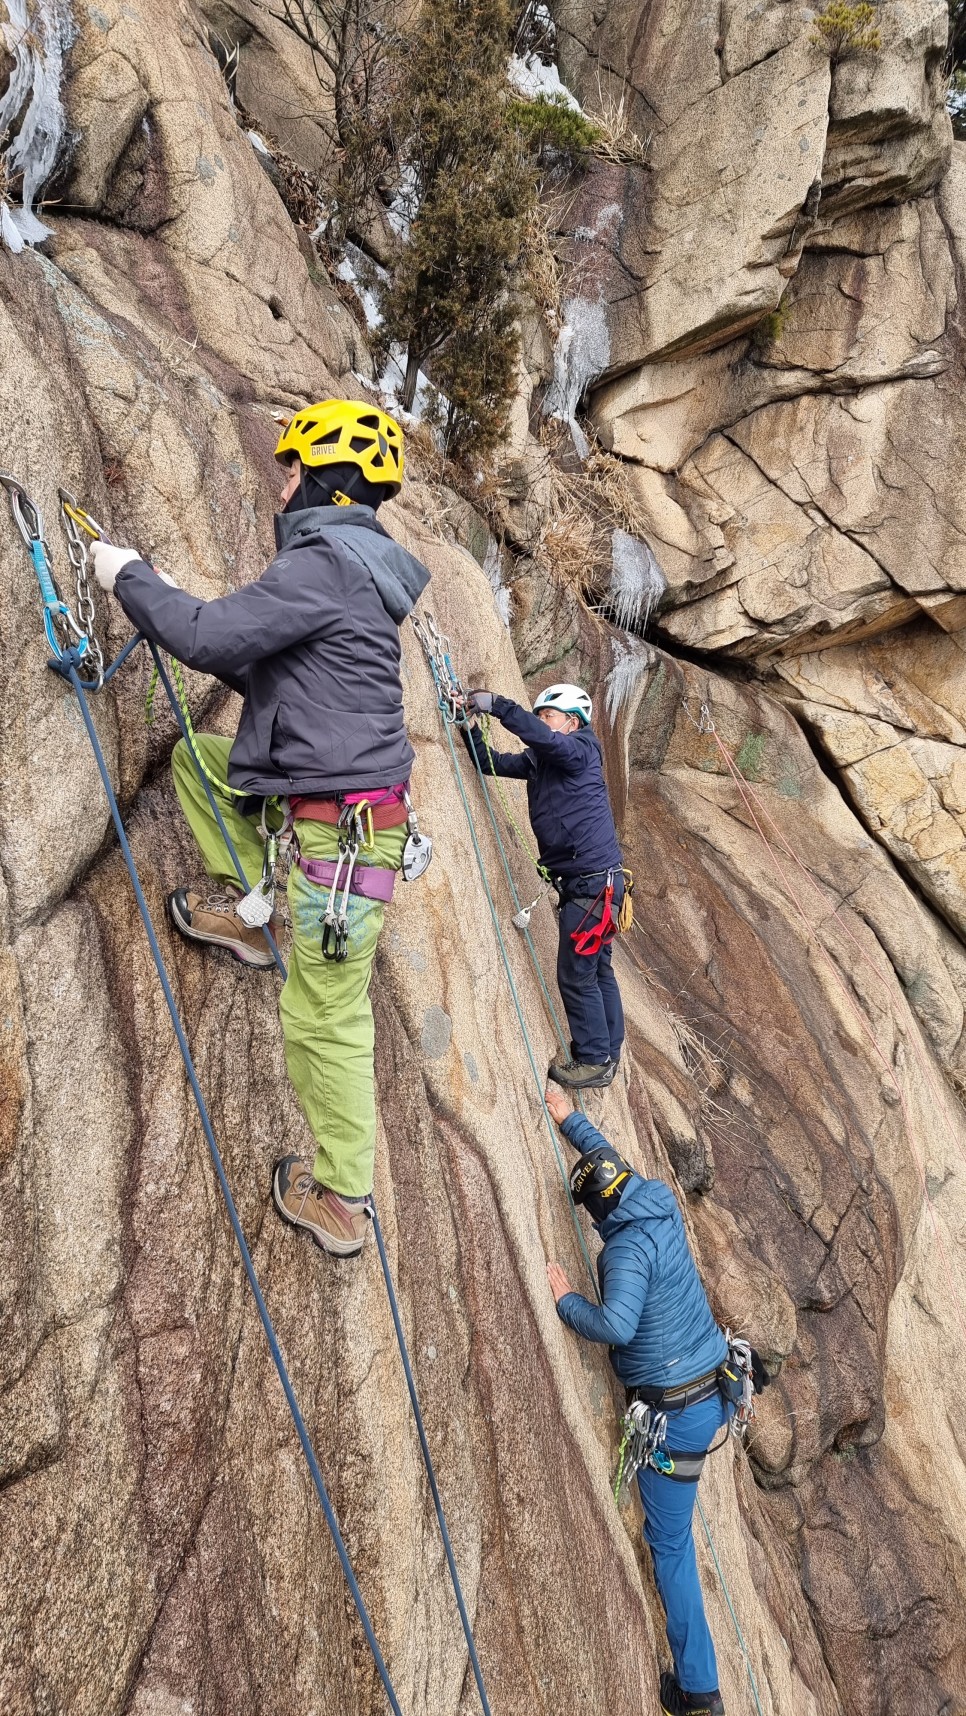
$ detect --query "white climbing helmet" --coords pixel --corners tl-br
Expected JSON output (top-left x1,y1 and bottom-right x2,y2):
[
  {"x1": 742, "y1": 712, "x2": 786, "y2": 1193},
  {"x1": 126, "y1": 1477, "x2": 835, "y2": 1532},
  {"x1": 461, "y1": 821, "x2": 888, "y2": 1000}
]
[{"x1": 533, "y1": 682, "x2": 593, "y2": 726}]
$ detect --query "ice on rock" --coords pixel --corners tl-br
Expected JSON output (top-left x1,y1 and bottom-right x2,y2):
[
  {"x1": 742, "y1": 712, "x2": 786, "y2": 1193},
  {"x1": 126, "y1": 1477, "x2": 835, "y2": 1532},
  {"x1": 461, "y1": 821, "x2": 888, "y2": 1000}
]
[
  {"x1": 482, "y1": 537, "x2": 512, "y2": 627},
  {"x1": 542, "y1": 295, "x2": 610, "y2": 459},
  {"x1": 606, "y1": 531, "x2": 667, "y2": 634},
  {"x1": 0, "y1": 0, "x2": 74, "y2": 250},
  {"x1": 605, "y1": 636, "x2": 654, "y2": 724}
]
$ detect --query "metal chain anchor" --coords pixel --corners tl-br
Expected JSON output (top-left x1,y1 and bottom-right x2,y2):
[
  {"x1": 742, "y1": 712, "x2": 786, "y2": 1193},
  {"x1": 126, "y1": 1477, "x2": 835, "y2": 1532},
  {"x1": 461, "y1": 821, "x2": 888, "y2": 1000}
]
[{"x1": 58, "y1": 489, "x2": 106, "y2": 687}]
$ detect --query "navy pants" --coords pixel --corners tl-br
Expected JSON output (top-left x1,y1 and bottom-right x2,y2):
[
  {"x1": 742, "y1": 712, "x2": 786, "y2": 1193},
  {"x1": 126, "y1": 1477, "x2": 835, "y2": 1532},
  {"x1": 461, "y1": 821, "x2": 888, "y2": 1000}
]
[
  {"x1": 556, "y1": 873, "x2": 625, "y2": 1064},
  {"x1": 637, "y1": 1391, "x2": 727, "y2": 1694}
]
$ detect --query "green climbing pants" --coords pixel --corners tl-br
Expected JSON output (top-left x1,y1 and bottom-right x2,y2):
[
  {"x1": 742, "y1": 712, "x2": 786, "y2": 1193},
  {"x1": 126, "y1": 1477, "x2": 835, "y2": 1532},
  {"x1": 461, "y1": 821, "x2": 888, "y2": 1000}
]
[{"x1": 171, "y1": 735, "x2": 406, "y2": 1198}]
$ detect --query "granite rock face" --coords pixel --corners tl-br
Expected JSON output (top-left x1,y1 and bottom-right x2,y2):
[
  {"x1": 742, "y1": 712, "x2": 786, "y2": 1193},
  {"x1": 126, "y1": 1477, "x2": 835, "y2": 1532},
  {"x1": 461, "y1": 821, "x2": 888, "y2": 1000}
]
[{"x1": 1, "y1": 3, "x2": 966, "y2": 1715}]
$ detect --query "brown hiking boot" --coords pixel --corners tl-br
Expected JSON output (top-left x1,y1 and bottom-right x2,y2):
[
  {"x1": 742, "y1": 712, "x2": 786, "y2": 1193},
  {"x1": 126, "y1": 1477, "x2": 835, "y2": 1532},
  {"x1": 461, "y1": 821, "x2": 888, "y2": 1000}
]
[
  {"x1": 272, "y1": 1155, "x2": 372, "y2": 1257},
  {"x1": 167, "y1": 887, "x2": 277, "y2": 968},
  {"x1": 548, "y1": 1057, "x2": 618, "y2": 1091}
]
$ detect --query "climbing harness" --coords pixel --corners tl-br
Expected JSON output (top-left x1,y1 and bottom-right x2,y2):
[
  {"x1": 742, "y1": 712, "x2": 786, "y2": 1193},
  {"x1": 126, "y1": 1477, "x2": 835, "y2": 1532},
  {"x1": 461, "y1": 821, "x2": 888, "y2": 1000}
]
[
  {"x1": 4, "y1": 480, "x2": 492, "y2": 1716},
  {"x1": 613, "y1": 1340, "x2": 756, "y2": 1503},
  {"x1": 570, "y1": 873, "x2": 618, "y2": 958}
]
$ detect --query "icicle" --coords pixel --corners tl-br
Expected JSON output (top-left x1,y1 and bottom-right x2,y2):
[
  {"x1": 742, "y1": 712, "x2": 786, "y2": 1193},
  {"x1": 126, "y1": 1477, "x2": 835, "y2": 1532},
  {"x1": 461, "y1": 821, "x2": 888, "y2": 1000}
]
[
  {"x1": 605, "y1": 636, "x2": 653, "y2": 724},
  {"x1": 606, "y1": 530, "x2": 667, "y2": 634},
  {"x1": 0, "y1": 0, "x2": 74, "y2": 251},
  {"x1": 542, "y1": 294, "x2": 610, "y2": 460}
]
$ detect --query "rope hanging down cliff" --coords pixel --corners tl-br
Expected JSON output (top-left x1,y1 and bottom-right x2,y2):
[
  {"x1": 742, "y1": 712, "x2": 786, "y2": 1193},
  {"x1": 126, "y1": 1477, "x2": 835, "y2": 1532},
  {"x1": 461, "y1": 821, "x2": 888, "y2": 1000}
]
[
  {"x1": 2, "y1": 475, "x2": 491, "y2": 1716},
  {"x1": 413, "y1": 616, "x2": 770, "y2": 1715}
]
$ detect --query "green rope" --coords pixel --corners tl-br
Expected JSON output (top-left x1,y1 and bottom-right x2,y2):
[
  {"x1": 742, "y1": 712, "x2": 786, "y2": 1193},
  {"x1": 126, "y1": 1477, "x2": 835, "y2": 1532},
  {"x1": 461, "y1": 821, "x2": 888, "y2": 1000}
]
[
  {"x1": 478, "y1": 714, "x2": 550, "y2": 881},
  {"x1": 438, "y1": 709, "x2": 600, "y2": 1299},
  {"x1": 145, "y1": 652, "x2": 251, "y2": 801},
  {"x1": 613, "y1": 1429, "x2": 630, "y2": 1503},
  {"x1": 695, "y1": 1495, "x2": 765, "y2": 1716}
]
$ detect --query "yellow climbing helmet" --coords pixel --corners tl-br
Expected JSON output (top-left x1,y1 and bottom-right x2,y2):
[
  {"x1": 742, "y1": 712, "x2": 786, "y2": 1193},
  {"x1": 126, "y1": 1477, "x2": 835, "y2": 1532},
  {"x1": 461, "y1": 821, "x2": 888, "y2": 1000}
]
[{"x1": 274, "y1": 399, "x2": 404, "y2": 494}]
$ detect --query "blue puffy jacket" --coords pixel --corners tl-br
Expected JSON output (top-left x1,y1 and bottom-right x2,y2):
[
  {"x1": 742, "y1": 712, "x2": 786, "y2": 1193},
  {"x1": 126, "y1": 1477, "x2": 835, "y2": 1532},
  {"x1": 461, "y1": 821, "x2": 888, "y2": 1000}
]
[
  {"x1": 556, "y1": 1114, "x2": 727, "y2": 1390},
  {"x1": 462, "y1": 697, "x2": 622, "y2": 885}
]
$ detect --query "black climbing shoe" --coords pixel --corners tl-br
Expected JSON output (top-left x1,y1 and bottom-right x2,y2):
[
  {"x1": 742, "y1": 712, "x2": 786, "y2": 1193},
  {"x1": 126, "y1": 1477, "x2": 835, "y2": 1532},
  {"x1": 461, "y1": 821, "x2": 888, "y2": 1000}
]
[
  {"x1": 548, "y1": 1057, "x2": 618, "y2": 1091},
  {"x1": 659, "y1": 1672, "x2": 725, "y2": 1716}
]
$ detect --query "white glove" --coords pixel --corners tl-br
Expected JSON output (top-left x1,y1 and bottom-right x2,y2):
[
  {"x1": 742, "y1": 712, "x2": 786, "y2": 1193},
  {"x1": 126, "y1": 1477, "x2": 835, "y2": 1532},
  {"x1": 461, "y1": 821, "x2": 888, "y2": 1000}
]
[{"x1": 90, "y1": 539, "x2": 142, "y2": 593}]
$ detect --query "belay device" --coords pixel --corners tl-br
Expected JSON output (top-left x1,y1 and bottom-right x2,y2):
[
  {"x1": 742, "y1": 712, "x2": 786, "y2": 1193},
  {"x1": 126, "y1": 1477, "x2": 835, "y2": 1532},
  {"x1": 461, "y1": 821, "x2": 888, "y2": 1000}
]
[{"x1": 401, "y1": 790, "x2": 433, "y2": 881}]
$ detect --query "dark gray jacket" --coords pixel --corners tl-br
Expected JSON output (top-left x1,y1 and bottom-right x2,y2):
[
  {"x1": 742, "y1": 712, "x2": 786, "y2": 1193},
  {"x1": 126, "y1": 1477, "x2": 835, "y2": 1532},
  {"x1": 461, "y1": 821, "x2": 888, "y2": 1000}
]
[{"x1": 114, "y1": 506, "x2": 430, "y2": 795}]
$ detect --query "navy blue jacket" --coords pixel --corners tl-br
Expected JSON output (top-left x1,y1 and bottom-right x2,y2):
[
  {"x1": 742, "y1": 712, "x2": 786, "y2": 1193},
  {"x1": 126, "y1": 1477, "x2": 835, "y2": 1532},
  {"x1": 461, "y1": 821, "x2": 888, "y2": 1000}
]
[
  {"x1": 463, "y1": 696, "x2": 622, "y2": 885},
  {"x1": 113, "y1": 505, "x2": 430, "y2": 796},
  {"x1": 556, "y1": 1113, "x2": 727, "y2": 1390}
]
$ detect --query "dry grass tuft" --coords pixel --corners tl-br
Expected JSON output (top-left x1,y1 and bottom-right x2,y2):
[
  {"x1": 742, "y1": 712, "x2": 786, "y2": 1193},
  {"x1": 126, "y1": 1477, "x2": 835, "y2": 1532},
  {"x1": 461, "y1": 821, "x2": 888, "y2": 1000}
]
[
  {"x1": 585, "y1": 66, "x2": 652, "y2": 166},
  {"x1": 533, "y1": 421, "x2": 656, "y2": 601}
]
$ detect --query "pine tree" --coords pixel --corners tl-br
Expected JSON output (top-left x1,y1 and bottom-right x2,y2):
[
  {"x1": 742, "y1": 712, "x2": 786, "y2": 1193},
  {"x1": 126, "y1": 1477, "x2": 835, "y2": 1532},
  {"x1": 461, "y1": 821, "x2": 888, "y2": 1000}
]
[{"x1": 376, "y1": 0, "x2": 536, "y2": 458}]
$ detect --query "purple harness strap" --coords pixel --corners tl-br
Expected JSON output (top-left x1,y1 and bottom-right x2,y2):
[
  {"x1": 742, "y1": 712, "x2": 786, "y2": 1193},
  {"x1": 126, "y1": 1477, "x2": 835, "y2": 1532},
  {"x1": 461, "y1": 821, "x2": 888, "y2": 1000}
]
[{"x1": 298, "y1": 855, "x2": 396, "y2": 903}]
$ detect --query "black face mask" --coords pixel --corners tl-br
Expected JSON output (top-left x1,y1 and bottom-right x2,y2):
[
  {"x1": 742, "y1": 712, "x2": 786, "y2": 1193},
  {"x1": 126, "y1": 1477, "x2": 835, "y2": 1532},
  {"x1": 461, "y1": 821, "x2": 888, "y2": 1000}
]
[{"x1": 281, "y1": 463, "x2": 390, "y2": 514}]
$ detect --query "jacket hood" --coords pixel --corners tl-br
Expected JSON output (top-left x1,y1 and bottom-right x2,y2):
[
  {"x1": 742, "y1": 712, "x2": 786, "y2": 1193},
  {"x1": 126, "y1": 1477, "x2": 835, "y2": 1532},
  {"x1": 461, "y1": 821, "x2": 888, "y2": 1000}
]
[
  {"x1": 273, "y1": 504, "x2": 430, "y2": 622},
  {"x1": 595, "y1": 1175, "x2": 680, "y2": 1239}
]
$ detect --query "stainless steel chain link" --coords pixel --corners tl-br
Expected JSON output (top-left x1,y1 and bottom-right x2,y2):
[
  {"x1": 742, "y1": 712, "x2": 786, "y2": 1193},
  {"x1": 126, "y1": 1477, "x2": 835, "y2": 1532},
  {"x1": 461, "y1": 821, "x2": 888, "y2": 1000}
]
[{"x1": 59, "y1": 493, "x2": 105, "y2": 686}]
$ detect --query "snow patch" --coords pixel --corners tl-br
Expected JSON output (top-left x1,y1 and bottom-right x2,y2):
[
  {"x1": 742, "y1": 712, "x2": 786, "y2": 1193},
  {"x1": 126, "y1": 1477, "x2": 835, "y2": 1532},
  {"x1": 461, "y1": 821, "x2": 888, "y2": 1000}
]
[
  {"x1": 335, "y1": 242, "x2": 450, "y2": 433},
  {"x1": 386, "y1": 162, "x2": 419, "y2": 241},
  {"x1": 606, "y1": 530, "x2": 666, "y2": 634},
  {"x1": 247, "y1": 130, "x2": 271, "y2": 157},
  {"x1": 574, "y1": 202, "x2": 622, "y2": 244},
  {"x1": 0, "y1": 0, "x2": 74, "y2": 250},
  {"x1": 605, "y1": 636, "x2": 653, "y2": 724},
  {"x1": 542, "y1": 295, "x2": 610, "y2": 459},
  {"x1": 508, "y1": 52, "x2": 581, "y2": 112}
]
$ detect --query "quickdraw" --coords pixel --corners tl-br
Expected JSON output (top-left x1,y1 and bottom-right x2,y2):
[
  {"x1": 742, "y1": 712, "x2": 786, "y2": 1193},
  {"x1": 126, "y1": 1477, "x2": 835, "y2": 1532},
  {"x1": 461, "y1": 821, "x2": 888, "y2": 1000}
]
[
  {"x1": 412, "y1": 611, "x2": 465, "y2": 719},
  {"x1": 719, "y1": 1332, "x2": 757, "y2": 1438},
  {"x1": 320, "y1": 803, "x2": 369, "y2": 961},
  {"x1": 613, "y1": 1399, "x2": 674, "y2": 1500},
  {"x1": 236, "y1": 800, "x2": 294, "y2": 928},
  {"x1": 1, "y1": 474, "x2": 103, "y2": 683}
]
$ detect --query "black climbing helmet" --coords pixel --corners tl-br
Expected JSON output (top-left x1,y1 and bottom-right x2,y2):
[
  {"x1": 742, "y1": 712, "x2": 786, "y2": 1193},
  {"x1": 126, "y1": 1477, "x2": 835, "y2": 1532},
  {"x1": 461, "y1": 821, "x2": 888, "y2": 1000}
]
[{"x1": 570, "y1": 1147, "x2": 632, "y2": 1224}]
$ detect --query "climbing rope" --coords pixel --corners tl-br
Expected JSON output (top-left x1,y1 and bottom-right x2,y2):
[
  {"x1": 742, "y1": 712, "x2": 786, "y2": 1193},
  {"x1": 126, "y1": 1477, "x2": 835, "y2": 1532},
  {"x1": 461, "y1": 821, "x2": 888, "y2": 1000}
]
[
  {"x1": 695, "y1": 1495, "x2": 765, "y2": 1716},
  {"x1": 5, "y1": 481, "x2": 492, "y2": 1716},
  {"x1": 413, "y1": 615, "x2": 600, "y2": 1296},
  {"x1": 412, "y1": 621, "x2": 767, "y2": 1709}
]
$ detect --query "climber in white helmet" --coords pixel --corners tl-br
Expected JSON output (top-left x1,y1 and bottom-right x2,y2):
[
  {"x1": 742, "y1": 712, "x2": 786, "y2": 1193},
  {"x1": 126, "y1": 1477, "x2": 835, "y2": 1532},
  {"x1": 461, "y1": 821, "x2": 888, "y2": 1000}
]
[{"x1": 461, "y1": 681, "x2": 627, "y2": 1090}]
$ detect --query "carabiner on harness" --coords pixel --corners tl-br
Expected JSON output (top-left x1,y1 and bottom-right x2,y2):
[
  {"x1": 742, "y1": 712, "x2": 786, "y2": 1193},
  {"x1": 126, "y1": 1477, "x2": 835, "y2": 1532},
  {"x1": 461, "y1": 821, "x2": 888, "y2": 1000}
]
[
  {"x1": 237, "y1": 800, "x2": 293, "y2": 928},
  {"x1": 401, "y1": 791, "x2": 433, "y2": 881},
  {"x1": 720, "y1": 1331, "x2": 757, "y2": 1437},
  {"x1": 613, "y1": 1400, "x2": 674, "y2": 1501},
  {"x1": 321, "y1": 806, "x2": 364, "y2": 961}
]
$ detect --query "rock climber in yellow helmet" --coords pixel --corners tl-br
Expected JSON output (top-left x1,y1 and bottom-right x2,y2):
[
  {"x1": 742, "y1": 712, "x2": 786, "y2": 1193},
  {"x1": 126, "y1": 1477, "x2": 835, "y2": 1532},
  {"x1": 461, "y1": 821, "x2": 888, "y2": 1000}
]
[{"x1": 91, "y1": 399, "x2": 430, "y2": 1258}]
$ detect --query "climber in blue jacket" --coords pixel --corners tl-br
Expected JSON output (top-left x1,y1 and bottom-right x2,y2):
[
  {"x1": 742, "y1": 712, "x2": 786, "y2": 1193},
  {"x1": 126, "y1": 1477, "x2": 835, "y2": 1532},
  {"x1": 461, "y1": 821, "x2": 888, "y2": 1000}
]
[
  {"x1": 545, "y1": 1089, "x2": 730, "y2": 1716},
  {"x1": 460, "y1": 681, "x2": 625, "y2": 1091}
]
